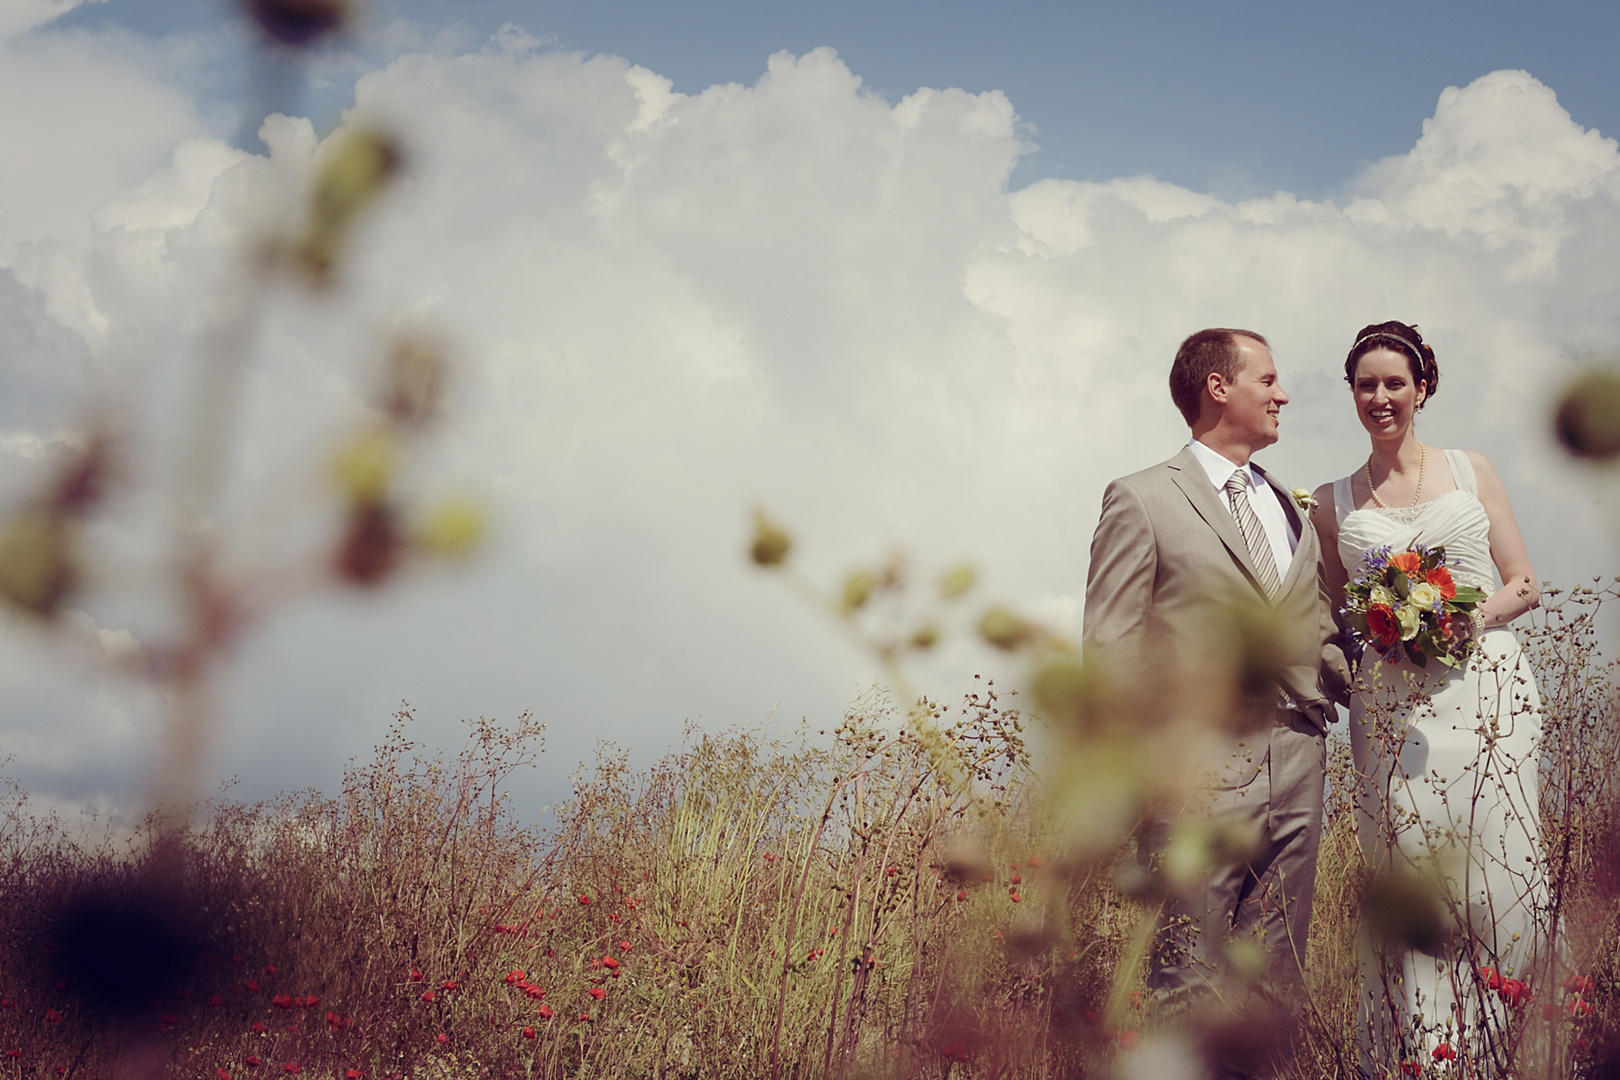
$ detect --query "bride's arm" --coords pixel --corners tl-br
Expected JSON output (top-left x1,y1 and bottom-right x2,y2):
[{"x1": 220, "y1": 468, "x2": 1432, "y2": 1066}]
[
  {"x1": 1309, "y1": 482, "x2": 1349, "y2": 609},
  {"x1": 1468, "y1": 450, "x2": 1540, "y2": 628},
  {"x1": 1310, "y1": 482, "x2": 1357, "y2": 695}
]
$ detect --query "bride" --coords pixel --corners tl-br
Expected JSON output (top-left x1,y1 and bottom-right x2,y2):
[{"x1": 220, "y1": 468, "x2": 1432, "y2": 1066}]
[{"x1": 1308, "y1": 322, "x2": 1544, "y2": 1075}]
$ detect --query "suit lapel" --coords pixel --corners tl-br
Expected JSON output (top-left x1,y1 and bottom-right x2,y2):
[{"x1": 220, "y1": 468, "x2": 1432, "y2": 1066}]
[{"x1": 1166, "y1": 446, "x2": 1269, "y2": 598}]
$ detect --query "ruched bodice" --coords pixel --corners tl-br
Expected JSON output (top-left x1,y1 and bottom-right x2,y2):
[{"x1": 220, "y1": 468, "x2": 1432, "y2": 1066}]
[{"x1": 1332, "y1": 449, "x2": 1495, "y2": 594}]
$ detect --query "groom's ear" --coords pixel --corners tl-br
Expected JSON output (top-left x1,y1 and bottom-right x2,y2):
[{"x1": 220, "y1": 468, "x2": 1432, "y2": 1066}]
[{"x1": 1205, "y1": 370, "x2": 1230, "y2": 405}]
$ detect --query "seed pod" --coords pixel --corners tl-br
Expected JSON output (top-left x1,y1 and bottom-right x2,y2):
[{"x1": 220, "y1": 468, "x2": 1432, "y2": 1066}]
[
  {"x1": 244, "y1": 0, "x2": 350, "y2": 47},
  {"x1": 415, "y1": 498, "x2": 484, "y2": 558},
  {"x1": 1554, "y1": 370, "x2": 1620, "y2": 460},
  {"x1": 749, "y1": 511, "x2": 792, "y2": 567},
  {"x1": 840, "y1": 571, "x2": 874, "y2": 612},
  {"x1": 294, "y1": 126, "x2": 404, "y2": 287},
  {"x1": 50, "y1": 434, "x2": 116, "y2": 515},
  {"x1": 1363, "y1": 865, "x2": 1451, "y2": 955},
  {"x1": 334, "y1": 501, "x2": 401, "y2": 586},
  {"x1": 381, "y1": 334, "x2": 445, "y2": 428},
  {"x1": 939, "y1": 564, "x2": 975, "y2": 600},
  {"x1": 331, "y1": 428, "x2": 397, "y2": 506},
  {"x1": 977, "y1": 607, "x2": 1031, "y2": 651},
  {"x1": 0, "y1": 508, "x2": 78, "y2": 618}
]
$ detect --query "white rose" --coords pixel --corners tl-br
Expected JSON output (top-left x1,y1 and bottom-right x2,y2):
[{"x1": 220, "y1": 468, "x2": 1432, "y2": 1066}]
[
  {"x1": 1408, "y1": 581, "x2": 1441, "y2": 610},
  {"x1": 1370, "y1": 585, "x2": 1397, "y2": 609},
  {"x1": 1396, "y1": 603, "x2": 1423, "y2": 641}
]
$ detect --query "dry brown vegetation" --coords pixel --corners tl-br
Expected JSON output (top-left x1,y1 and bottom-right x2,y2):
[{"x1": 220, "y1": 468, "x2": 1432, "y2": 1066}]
[{"x1": 0, "y1": 582, "x2": 1616, "y2": 1079}]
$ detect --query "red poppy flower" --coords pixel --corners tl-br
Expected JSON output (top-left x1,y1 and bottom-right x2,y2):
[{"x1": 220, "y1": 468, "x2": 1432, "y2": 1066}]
[
  {"x1": 326, "y1": 1012, "x2": 350, "y2": 1030},
  {"x1": 4, "y1": 1051, "x2": 20, "y2": 1060},
  {"x1": 251, "y1": 1022, "x2": 267, "y2": 1034},
  {"x1": 301, "y1": 995, "x2": 320, "y2": 1009},
  {"x1": 1400, "y1": 1063, "x2": 1420, "y2": 1077},
  {"x1": 1568, "y1": 997, "x2": 1596, "y2": 1019},
  {"x1": 217, "y1": 1070, "x2": 230, "y2": 1079},
  {"x1": 283, "y1": 1063, "x2": 300, "y2": 1074},
  {"x1": 1117, "y1": 1031, "x2": 1138, "y2": 1049},
  {"x1": 346, "y1": 1072, "x2": 362, "y2": 1079},
  {"x1": 578, "y1": 895, "x2": 591, "y2": 906},
  {"x1": 1479, "y1": 966, "x2": 1501, "y2": 989},
  {"x1": 436, "y1": 1034, "x2": 449, "y2": 1045},
  {"x1": 158, "y1": 1014, "x2": 179, "y2": 1031},
  {"x1": 503, "y1": 970, "x2": 525, "y2": 984},
  {"x1": 522, "y1": 1026, "x2": 536, "y2": 1039},
  {"x1": 1009, "y1": 888, "x2": 1022, "y2": 903},
  {"x1": 1499, "y1": 978, "x2": 1530, "y2": 1007},
  {"x1": 208, "y1": 995, "x2": 224, "y2": 1008},
  {"x1": 272, "y1": 995, "x2": 293, "y2": 1010},
  {"x1": 1027, "y1": 855, "x2": 1045, "y2": 868},
  {"x1": 538, "y1": 1004, "x2": 553, "y2": 1019},
  {"x1": 588, "y1": 987, "x2": 605, "y2": 1000},
  {"x1": 44, "y1": 1009, "x2": 62, "y2": 1024},
  {"x1": 409, "y1": 970, "x2": 423, "y2": 982},
  {"x1": 264, "y1": 966, "x2": 278, "y2": 976},
  {"x1": 441, "y1": 981, "x2": 457, "y2": 991},
  {"x1": 618, "y1": 941, "x2": 631, "y2": 952},
  {"x1": 1433, "y1": 1042, "x2": 1456, "y2": 1061},
  {"x1": 246, "y1": 1057, "x2": 262, "y2": 1068},
  {"x1": 245, "y1": 980, "x2": 260, "y2": 993},
  {"x1": 1565, "y1": 974, "x2": 1595, "y2": 995},
  {"x1": 524, "y1": 986, "x2": 545, "y2": 1000},
  {"x1": 1011, "y1": 869, "x2": 1022, "y2": 884},
  {"x1": 602, "y1": 957, "x2": 619, "y2": 970}
]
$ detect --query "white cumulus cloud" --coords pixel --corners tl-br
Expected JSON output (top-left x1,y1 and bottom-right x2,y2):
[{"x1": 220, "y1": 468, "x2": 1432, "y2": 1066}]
[{"x1": 0, "y1": 26, "x2": 1615, "y2": 819}]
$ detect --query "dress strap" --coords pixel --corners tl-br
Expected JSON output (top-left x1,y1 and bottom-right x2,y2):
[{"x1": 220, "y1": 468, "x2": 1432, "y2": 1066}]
[
  {"x1": 1332, "y1": 475, "x2": 1354, "y2": 526},
  {"x1": 1444, "y1": 448, "x2": 1478, "y2": 496}
]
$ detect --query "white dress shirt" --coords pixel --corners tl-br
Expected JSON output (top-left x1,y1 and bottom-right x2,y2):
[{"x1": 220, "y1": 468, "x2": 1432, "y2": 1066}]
[{"x1": 1187, "y1": 439, "x2": 1299, "y2": 576}]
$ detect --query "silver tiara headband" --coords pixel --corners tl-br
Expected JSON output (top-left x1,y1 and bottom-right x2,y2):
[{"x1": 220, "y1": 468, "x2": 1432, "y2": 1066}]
[{"x1": 1350, "y1": 332, "x2": 1425, "y2": 360}]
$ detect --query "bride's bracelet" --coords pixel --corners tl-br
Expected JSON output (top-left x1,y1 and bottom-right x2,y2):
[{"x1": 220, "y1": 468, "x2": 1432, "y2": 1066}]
[{"x1": 1469, "y1": 610, "x2": 1489, "y2": 637}]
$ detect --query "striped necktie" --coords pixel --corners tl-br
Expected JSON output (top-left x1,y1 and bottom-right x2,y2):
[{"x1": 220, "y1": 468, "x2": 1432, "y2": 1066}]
[{"x1": 1225, "y1": 469, "x2": 1282, "y2": 599}]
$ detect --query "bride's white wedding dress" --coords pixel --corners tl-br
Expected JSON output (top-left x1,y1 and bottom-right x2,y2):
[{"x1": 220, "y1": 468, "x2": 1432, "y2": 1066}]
[{"x1": 1333, "y1": 449, "x2": 1544, "y2": 1071}]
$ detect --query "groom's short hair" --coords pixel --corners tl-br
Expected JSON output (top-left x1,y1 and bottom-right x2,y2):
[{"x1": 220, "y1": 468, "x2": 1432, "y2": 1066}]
[{"x1": 1169, "y1": 328, "x2": 1269, "y2": 426}]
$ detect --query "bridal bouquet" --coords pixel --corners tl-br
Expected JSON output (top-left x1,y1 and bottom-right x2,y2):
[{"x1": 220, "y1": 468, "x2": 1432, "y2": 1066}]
[{"x1": 1343, "y1": 544, "x2": 1487, "y2": 667}]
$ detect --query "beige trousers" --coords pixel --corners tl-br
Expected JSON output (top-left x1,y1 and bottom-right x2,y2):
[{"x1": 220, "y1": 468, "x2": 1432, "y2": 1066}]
[{"x1": 1147, "y1": 708, "x2": 1327, "y2": 1078}]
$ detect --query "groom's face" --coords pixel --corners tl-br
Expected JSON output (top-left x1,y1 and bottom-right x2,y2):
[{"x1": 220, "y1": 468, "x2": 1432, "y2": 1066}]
[{"x1": 1220, "y1": 339, "x2": 1288, "y2": 449}]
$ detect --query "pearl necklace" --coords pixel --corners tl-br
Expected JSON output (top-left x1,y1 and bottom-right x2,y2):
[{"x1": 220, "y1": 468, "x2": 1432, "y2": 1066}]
[{"x1": 1367, "y1": 441, "x2": 1425, "y2": 509}]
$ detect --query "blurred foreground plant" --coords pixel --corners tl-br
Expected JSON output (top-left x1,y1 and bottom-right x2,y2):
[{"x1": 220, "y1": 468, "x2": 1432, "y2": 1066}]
[{"x1": 0, "y1": 6, "x2": 486, "y2": 1076}]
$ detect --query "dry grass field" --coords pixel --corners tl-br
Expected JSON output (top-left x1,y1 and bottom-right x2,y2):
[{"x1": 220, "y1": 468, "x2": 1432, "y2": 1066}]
[{"x1": 1, "y1": 586, "x2": 1617, "y2": 1079}]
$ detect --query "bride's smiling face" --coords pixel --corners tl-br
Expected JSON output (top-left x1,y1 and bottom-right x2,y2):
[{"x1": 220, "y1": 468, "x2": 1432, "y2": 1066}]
[{"x1": 1352, "y1": 348, "x2": 1426, "y2": 437}]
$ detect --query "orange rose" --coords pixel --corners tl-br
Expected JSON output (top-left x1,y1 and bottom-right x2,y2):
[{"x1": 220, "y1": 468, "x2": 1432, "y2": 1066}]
[
  {"x1": 1389, "y1": 551, "x2": 1423, "y2": 575},
  {"x1": 1425, "y1": 566, "x2": 1457, "y2": 600}
]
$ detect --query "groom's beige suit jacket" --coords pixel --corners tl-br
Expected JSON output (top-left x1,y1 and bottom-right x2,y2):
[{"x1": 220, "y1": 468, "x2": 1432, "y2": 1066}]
[{"x1": 1084, "y1": 446, "x2": 1349, "y2": 782}]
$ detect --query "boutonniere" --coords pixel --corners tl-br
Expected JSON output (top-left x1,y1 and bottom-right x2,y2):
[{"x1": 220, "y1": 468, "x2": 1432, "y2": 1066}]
[{"x1": 1292, "y1": 488, "x2": 1319, "y2": 513}]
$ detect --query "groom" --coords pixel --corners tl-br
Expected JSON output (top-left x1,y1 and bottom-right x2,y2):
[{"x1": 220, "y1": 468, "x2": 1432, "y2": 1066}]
[{"x1": 1083, "y1": 329, "x2": 1348, "y2": 1065}]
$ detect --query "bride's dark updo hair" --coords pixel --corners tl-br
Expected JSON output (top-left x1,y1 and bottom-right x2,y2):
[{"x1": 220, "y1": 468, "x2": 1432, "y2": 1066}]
[{"x1": 1344, "y1": 321, "x2": 1439, "y2": 403}]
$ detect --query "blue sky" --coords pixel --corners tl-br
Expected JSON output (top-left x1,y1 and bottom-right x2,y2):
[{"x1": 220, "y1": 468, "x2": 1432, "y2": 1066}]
[
  {"x1": 3, "y1": 0, "x2": 1618, "y2": 819},
  {"x1": 60, "y1": 0, "x2": 1620, "y2": 197}
]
